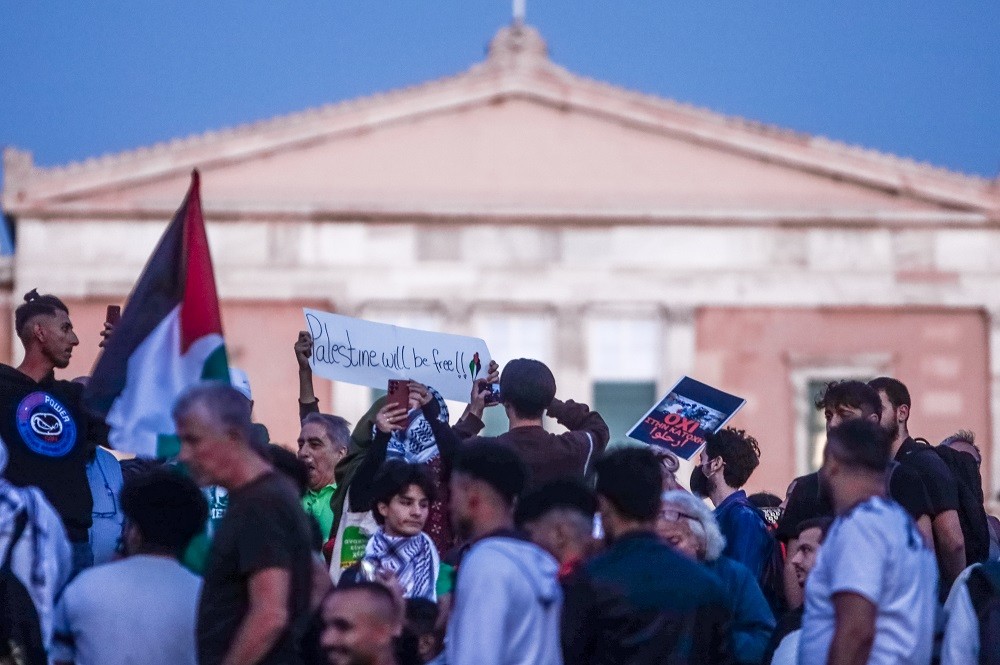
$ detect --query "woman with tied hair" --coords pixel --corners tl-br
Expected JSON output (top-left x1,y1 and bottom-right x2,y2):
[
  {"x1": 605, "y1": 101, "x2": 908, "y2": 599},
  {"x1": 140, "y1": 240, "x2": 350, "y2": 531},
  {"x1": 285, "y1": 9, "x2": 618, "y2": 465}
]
[{"x1": 658, "y1": 490, "x2": 776, "y2": 665}]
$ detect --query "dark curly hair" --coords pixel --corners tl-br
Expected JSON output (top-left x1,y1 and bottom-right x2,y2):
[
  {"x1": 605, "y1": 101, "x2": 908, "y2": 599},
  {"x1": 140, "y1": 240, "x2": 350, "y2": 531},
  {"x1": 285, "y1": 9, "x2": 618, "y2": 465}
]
[
  {"x1": 704, "y1": 427, "x2": 761, "y2": 489},
  {"x1": 370, "y1": 460, "x2": 437, "y2": 525}
]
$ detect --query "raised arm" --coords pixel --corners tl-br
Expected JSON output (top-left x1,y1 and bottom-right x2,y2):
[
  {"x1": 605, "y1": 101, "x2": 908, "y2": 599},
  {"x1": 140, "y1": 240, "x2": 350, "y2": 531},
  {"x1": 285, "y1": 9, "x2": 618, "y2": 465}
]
[
  {"x1": 295, "y1": 331, "x2": 319, "y2": 421},
  {"x1": 451, "y1": 360, "x2": 500, "y2": 440},
  {"x1": 348, "y1": 403, "x2": 408, "y2": 511},
  {"x1": 546, "y1": 398, "x2": 611, "y2": 473},
  {"x1": 413, "y1": 387, "x2": 464, "y2": 464}
]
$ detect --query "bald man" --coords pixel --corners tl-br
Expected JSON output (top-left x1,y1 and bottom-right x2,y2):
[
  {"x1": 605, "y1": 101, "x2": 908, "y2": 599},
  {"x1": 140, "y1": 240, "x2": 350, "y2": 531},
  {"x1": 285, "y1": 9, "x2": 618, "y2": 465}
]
[{"x1": 321, "y1": 583, "x2": 403, "y2": 665}]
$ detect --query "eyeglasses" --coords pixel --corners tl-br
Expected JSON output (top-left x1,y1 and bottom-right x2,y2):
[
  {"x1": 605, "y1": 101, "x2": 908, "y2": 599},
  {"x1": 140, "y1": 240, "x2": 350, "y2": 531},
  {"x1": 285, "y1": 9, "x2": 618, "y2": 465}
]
[{"x1": 659, "y1": 509, "x2": 698, "y2": 523}]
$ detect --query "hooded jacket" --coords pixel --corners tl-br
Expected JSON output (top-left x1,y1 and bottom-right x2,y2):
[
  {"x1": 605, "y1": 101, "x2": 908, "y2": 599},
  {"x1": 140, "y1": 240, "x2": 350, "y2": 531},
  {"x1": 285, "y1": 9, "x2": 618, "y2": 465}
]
[
  {"x1": 0, "y1": 365, "x2": 101, "y2": 542},
  {"x1": 448, "y1": 535, "x2": 563, "y2": 665}
]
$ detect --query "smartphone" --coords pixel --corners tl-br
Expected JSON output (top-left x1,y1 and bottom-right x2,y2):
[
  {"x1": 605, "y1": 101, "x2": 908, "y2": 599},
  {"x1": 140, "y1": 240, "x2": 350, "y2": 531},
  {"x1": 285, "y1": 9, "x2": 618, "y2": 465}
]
[
  {"x1": 105, "y1": 305, "x2": 122, "y2": 326},
  {"x1": 386, "y1": 380, "x2": 410, "y2": 412},
  {"x1": 478, "y1": 380, "x2": 502, "y2": 406}
]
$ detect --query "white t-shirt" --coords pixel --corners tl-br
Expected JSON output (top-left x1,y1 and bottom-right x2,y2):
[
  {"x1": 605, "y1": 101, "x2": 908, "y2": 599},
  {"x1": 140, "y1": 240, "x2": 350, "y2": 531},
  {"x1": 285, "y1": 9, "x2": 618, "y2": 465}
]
[
  {"x1": 798, "y1": 496, "x2": 937, "y2": 665},
  {"x1": 769, "y1": 629, "x2": 800, "y2": 665},
  {"x1": 940, "y1": 564, "x2": 980, "y2": 665},
  {"x1": 51, "y1": 555, "x2": 201, "y2": 665}
]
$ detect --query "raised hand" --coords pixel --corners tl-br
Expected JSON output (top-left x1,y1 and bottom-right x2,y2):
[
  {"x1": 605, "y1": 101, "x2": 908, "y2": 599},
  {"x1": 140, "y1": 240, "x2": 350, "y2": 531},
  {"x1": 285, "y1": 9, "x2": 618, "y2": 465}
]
[
  {"x1": 408, "y1": 382, "x2": 433, "y2": 410},
  {"x1": 375, "y1": 403, "x2": 409, "y2": 434},
  {"x1": 98, "y1": 321, "x2": 115, "y2": 349},
  {"x1": 485, "y1": 359, "x2": 500, "y2": 384},
  {"x1": 294, "y1": 331, "x2": 313, "y2": 371}
]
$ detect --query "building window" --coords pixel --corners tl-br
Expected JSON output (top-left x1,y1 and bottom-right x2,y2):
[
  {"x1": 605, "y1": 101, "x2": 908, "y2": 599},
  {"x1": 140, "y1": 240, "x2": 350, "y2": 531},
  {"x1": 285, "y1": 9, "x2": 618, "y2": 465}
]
[
  {"x1": 593, "y1": 380, "x2": 658, "y2": 449},
  {"x1": 477, "y1": 314, "x2": 554, "y2": 365},
  {"x1": 587, "y1": 317, "x2": 660, "y2": 449},
  {"x1": 587, "y1": 318, "x2": 659, "y2": 382}
]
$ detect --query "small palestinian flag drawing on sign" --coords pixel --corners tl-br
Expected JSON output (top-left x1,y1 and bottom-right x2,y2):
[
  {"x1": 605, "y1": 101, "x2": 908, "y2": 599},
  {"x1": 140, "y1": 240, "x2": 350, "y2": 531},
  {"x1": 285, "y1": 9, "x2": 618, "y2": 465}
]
[{"x1": 469, "y1": 352, "x2": 481, "y2": 379}]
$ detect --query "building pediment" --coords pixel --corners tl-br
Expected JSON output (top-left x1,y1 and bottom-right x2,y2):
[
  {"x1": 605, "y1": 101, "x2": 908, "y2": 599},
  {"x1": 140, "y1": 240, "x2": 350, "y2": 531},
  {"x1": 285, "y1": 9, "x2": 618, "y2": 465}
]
[{"x1": 5, "y1": 23, "x2": 998, "y2": 224}]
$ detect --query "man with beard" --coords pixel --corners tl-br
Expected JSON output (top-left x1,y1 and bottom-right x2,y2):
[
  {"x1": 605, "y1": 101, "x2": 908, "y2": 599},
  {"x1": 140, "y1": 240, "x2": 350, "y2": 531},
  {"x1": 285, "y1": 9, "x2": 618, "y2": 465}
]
[
  {"x1": 321, "y1": 582, "x2": 403, "y2": 665},
  {"x1": 0, "y1": 289, "x2": 108, "y2": 573},
  {"x1": 776, "y1": 381, "x2": 933, "y2": 557},
  {"x1": 697, "y1": 428, "x2": 776, "y2": 589},
  {"x1": 446, "y1": 443, "x2": 563, "y2": 665},
  {"x1": 297, "y1": 413, "x2": 350, "y2": 541},
  {"x1": 869, "y1": 377, "x2": 968, "y2": 590},
  {"x1": 799, "y1": 418, "x2": 937, "y2": 665}
]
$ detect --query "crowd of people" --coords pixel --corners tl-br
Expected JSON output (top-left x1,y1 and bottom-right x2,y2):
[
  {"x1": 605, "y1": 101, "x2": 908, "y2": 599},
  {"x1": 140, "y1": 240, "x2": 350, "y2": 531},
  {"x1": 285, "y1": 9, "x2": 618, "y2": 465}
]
[{"x1": 2, "y1": 288, "x2": 1000, "y2": 665}]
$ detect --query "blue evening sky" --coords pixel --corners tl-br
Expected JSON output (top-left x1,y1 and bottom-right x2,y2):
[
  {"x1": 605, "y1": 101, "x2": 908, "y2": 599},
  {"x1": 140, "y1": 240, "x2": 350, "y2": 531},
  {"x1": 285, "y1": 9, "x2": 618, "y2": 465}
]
[{"x1": 2, "y1": 1, "x2": 998, "y2": 185}]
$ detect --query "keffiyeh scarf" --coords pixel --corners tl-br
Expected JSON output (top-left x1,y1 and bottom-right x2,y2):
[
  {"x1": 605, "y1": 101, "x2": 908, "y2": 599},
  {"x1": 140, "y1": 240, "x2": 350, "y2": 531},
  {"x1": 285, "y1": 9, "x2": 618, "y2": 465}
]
[
  {"x1": 385, "y1": 388, "x2": 449, "y2": 464},
  {"x1": 0, "y1": 437, "x2": 68, "y2": 645},
  {"x1": 364, "y1": 529, "x2": 439, "y2": 600}
]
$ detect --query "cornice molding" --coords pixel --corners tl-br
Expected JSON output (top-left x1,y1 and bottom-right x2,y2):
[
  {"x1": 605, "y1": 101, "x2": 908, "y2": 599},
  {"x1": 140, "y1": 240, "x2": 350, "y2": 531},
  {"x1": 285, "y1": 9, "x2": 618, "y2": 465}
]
[{"x1": 4, "y1": 23, "x2": 997, "y2": 214}]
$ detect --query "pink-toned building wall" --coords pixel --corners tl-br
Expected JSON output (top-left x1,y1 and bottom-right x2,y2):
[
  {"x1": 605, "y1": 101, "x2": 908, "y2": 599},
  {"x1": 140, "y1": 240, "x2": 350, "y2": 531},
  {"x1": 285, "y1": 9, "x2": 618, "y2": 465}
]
[{"x1": 697, "y1": 307, "x2": 991, "y2": 497}]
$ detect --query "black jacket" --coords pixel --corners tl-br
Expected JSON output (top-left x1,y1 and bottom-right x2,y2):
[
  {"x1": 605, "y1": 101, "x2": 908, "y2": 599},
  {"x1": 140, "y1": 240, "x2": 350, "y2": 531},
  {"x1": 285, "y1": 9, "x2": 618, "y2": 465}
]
[{"x1": 561, "y1": 531, "x2": 734, "y2": 665}]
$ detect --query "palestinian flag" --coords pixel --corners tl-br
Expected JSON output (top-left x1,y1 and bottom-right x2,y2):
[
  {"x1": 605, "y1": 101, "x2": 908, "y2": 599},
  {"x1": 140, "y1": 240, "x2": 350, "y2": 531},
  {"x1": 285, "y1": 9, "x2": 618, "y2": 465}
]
[{"x1": 84, "y1": 170, "x2": 229, "y2": 457}]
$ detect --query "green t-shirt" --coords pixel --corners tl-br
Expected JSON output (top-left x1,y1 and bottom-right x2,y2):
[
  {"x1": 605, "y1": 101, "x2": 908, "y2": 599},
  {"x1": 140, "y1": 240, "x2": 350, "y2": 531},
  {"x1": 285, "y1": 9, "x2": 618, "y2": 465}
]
[
  {"x1": 302, "y1": 484, "x2": 337, "y2": 541},
  {"x1": 437, "y1": 562, "x2": 455, "y2": 597}
]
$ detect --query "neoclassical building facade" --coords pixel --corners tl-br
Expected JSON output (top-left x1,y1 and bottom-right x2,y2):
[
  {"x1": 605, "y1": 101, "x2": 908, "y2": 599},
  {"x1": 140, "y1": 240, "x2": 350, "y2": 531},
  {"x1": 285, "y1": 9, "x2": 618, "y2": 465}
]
[{"x1": 4, "y1": 24, "x2": 999, "y2": 498}]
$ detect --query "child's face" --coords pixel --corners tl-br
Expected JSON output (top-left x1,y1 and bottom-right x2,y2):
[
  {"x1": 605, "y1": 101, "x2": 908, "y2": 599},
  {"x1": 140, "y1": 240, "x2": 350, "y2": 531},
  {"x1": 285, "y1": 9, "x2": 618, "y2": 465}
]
[{"x1": 380, "y1": 484, "x2": 431, "y2": 537}]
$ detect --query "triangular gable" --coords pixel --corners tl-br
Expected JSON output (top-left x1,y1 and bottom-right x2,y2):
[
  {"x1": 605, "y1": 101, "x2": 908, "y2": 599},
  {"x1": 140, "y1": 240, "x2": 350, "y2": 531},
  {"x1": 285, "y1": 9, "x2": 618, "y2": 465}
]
[{"x1": 5, "y1": 24, "x2": 997, "y2": 219}]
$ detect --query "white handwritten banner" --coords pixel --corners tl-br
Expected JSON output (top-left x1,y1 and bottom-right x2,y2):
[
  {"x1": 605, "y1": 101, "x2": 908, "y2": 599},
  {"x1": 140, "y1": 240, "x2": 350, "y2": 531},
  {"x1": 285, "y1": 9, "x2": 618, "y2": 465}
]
[{"x1": 304, "y1": 308, "x2": 493, "y2": 402}]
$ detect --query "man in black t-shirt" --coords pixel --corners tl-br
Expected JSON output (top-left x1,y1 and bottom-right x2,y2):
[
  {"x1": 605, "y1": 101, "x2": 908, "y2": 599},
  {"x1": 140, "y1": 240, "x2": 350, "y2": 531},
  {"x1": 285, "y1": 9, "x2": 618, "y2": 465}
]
[
  {"x1": 0, "y1": 290, "x2": 107, "y2": 574},
  {"x1": 777, "y1": 381, "x2": 934, "y2": 545},
  {"x1": 174, "y1": 383, "x2": 312, "y2": 665},
  {"x1": 869, "y1": 377, "x2": 966, "y2": 589}
]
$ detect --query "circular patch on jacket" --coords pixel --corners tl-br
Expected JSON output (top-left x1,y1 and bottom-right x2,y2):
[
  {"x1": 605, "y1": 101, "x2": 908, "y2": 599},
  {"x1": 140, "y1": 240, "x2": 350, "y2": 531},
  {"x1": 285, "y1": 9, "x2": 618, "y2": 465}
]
[{"x1": 16, "y1": 392, "x2": 77, "y2": 457}]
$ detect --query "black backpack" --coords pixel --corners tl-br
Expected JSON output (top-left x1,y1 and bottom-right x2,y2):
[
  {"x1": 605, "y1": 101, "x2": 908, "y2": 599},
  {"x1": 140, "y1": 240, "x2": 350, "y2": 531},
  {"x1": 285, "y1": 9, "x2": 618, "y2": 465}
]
[
  {"x1": 925, "y1": 442, "x2": 991, "y2": 565},
  {"x1": 0, "y1": 510, "x2": 46, "y2": 665},
  {"x1": 906, "y1": 440, "x2": 991, "y2": 565},
  {"x1": 967, "y1": 560, "x2": 1000, "y2": 665}
]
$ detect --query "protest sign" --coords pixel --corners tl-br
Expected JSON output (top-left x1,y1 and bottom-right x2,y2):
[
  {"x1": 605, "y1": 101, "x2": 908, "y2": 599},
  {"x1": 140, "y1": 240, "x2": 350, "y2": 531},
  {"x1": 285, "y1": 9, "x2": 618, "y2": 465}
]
[
  {"x1": 627, "y1": 376, "x2": 745, "y2": 460},
  {"x1": 303, "y1": 308, "x2": 493, "y2": 402}
]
